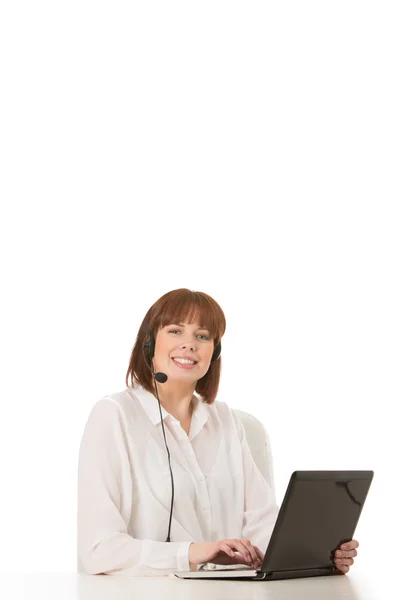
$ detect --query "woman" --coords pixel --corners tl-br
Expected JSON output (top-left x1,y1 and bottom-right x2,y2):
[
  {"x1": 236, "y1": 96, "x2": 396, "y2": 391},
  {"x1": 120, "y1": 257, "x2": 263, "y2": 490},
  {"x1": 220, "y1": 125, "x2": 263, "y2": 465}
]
[{"x1": 77, "y1": 288, "x2": 359, "y2": 576}]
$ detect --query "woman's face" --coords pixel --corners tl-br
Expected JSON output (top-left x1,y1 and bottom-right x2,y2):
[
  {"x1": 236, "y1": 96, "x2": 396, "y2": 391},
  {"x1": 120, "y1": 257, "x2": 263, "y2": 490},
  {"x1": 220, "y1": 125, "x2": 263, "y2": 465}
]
[{"x1": 153, "y1": 321, "x2": 215, "y2": 384}]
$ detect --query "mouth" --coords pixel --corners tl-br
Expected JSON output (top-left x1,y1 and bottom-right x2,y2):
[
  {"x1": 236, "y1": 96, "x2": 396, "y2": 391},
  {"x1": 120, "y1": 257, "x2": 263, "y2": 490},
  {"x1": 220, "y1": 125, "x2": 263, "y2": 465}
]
[{"x1": 171, "y1": 357, "x2": 198, "y2": 370}]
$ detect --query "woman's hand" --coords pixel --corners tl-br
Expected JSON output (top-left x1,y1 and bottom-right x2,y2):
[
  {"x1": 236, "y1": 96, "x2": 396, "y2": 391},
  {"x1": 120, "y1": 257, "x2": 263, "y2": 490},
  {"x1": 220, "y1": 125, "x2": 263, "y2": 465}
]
[
  {"x1": 333, "y1": 540, "x2": 359, "y2": 573},
  {"x1": 189, "y1": 539, "x2": 264, "y2": 569}
]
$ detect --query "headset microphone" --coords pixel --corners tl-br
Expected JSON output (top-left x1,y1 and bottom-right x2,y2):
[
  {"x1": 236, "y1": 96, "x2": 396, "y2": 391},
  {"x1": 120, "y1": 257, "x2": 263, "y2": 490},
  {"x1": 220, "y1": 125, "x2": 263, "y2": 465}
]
[{"x1": 155, "y1": 372, "x2": 168, "y2": 383}]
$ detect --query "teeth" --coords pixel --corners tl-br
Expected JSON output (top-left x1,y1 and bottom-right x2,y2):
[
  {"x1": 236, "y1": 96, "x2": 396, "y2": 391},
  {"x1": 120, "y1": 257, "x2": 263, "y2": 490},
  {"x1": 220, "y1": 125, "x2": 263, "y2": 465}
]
[{"x1": 173, "y1": 358, "x2": 196, "y2": 365}]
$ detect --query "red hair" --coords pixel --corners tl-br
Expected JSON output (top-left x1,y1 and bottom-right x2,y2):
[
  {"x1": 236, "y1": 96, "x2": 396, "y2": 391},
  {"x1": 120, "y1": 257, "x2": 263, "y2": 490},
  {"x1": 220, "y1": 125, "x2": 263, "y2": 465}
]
[{"x1": 125, "y1": 289, "x2": 226, "y2": 404}]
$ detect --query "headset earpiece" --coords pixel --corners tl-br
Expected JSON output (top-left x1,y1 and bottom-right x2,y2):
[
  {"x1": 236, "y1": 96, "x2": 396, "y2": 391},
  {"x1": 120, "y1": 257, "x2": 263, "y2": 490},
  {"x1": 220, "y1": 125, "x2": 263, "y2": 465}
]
[
  {"x1": 143, "y1": 333, "x2": 155, "y2": 359},
  {"x1": 211, "y1": 341, "x2": 222, "y2": 362}
]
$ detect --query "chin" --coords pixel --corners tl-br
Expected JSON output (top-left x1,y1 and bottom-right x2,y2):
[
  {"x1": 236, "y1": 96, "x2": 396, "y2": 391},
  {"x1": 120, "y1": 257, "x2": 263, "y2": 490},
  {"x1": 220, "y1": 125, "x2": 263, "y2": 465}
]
[
  {"x1": 168, "y1": 369, "x2": 204, "y2": 383},
  {"x1": 170, "y1": 373, "x2": 198, "y2": 382}
]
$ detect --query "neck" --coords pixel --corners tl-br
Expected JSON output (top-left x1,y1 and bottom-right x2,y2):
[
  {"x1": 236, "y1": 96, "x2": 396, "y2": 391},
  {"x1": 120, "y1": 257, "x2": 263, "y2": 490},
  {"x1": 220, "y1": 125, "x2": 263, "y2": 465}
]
[{"x1": 154, "y1": 380, "x2": 196, "y2": 420}]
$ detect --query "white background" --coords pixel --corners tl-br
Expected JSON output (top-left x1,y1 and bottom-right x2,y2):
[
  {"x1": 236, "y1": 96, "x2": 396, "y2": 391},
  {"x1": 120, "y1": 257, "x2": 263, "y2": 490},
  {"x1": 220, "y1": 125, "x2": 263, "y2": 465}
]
[{"x1": 0, "y1": 1, "x2": 399, "y2": 575}]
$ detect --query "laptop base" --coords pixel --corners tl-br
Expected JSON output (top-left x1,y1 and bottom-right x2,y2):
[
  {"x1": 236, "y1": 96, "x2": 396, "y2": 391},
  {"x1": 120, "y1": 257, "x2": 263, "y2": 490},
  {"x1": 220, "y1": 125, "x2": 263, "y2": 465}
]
[{"x1": 175, "y1": 566, "x2": 340, "y2": 580}]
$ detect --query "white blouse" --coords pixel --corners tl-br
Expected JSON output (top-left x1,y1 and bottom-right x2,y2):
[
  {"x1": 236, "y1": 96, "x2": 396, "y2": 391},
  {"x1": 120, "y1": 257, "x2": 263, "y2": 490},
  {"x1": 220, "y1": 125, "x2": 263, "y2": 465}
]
[{"x1": 77, "y1": 384, "x2": 278, "y2": 576}]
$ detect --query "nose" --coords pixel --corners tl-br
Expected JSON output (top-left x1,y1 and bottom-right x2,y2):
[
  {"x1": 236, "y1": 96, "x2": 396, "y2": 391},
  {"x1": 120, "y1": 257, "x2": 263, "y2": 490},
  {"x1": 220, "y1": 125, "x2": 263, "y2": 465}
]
[{"x1": 180, "y1": 338, "x2": 196, "y2": 351}]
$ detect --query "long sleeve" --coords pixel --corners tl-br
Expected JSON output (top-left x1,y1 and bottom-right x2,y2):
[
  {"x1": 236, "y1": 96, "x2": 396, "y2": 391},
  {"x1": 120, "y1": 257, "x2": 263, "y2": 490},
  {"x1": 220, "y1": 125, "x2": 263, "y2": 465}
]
[
  {"x1": 77, "y1": 399, "x2": 192, "y2": 576},
  {"x1": 233, "y1": 412, "x2": 279, "y2": 554}
]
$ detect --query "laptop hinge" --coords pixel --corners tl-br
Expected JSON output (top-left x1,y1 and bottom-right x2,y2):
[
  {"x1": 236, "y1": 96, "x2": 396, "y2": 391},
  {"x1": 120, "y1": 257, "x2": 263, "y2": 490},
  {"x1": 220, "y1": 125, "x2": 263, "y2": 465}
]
[{"x1": 262, "y1": 566, "x2": 337, "y2": 580}]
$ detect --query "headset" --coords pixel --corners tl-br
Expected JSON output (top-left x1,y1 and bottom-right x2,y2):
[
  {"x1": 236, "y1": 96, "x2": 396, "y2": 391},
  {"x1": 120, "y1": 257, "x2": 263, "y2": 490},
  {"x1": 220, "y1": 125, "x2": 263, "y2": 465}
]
[{"x1": 142, "y1": 331, "x2": 221, "y2": 542}]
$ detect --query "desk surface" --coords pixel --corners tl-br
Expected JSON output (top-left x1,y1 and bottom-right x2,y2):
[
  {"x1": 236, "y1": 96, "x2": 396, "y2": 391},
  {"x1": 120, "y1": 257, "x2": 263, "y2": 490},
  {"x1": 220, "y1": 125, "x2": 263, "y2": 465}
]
[{"x1": 5, "y1": 568, "x2": 387, "y2": 600}]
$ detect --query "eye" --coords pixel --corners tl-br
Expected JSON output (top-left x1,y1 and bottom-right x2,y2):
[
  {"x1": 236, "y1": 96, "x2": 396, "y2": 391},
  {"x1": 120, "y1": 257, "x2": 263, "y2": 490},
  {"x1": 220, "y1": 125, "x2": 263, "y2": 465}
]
[
  {"x1": 168, "y1": 329, "x2": 181, "y2": 334},
  {"x1": 197, "y1": 334, "x2": 210, "y2": 340}
]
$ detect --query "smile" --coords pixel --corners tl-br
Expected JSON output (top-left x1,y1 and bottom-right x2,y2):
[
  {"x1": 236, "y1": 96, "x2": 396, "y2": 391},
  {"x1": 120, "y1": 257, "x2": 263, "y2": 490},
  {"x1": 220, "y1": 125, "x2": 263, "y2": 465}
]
[{"x1": 172, "y1": 357, "x2": 198, "y2": 368}]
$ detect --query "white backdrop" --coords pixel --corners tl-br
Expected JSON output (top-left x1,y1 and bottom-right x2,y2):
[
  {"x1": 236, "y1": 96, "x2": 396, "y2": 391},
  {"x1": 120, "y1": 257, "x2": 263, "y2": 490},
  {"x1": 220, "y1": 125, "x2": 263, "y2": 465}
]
[{"x1": 1, "y1": 1, "x2": 399, "y2": 575}]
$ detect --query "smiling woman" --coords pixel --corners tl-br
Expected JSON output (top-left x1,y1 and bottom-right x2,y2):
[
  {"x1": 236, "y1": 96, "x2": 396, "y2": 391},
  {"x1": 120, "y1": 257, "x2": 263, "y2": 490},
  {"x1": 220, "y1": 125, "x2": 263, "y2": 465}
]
[
  {"x1": 77, "y1": 288, "x2": 359, "y2": 577},
  {"x1": 125, "y1": 288, "x2": 226, "y2": 404}
]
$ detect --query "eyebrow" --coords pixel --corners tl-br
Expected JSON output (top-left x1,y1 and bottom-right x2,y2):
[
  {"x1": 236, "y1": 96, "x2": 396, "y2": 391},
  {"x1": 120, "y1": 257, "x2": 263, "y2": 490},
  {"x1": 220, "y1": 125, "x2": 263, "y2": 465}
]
[{"x1": 173, "y1": 323, "x2": 210, "y2": 331}]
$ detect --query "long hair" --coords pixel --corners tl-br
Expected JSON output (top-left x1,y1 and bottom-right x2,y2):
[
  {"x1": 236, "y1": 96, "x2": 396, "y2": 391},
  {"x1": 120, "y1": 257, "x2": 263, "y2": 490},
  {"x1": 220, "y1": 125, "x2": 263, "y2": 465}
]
[{"x1": 125, "y1": 289, "x2": 226, "y2": 404}]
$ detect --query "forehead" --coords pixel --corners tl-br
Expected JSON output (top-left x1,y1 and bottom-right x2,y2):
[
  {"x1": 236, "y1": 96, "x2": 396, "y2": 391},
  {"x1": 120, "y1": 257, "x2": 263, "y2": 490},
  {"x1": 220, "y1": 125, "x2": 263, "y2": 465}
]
[{"x1": 158, "y1": 302, "x2": 218, "y2": 337}]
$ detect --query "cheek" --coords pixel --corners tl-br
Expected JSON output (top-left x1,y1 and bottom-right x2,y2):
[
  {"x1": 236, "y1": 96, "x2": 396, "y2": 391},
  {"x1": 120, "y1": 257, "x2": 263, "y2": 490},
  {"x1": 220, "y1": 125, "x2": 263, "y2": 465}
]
[
  {"x1": 154, "y1": 333, "x2": 176, "y2": 360},
  {"x1": 153, "y1": 336, "x2": 169, "y2": 362},
  {"x1": 201, "y1": 347, "x2": 214, "y2": 365}
]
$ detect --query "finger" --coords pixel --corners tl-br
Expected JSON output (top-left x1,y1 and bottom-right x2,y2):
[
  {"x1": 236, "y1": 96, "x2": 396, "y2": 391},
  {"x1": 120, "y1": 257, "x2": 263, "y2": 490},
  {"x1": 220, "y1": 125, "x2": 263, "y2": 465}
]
[
  {"x1": 336, "y1": 549, "x2": 357, "y2": 559},
  {"x1": 219, "y1": 542, "x2": 252, "y2": 565},
  {"x1": 233, "y1": 540, "x2": 254, "y2": 564},
  {"x1": 336, "y1": 564, "x2": 350, "y2": 574},
  {"x1": 239, "y1": 539, "x2": 259, "y2": 565},
  {"x1": 340, "y1": 540, "x2": 359, "y2": 551},
  {"x1": 253, "y1": 546, "x2": 265, "y2": 562},
  {"x1": 219, "y1": 543, "x2": 236, "y2": 559},
  {"x1": 221, "y1": 539, "x2": 253, "y2": 564},
  {"x1": 335, "y1": 557, "x2": 354, "y2": 567},
  {"x1": 222, "y1": 539, "x2": 260, "y2": 567}
]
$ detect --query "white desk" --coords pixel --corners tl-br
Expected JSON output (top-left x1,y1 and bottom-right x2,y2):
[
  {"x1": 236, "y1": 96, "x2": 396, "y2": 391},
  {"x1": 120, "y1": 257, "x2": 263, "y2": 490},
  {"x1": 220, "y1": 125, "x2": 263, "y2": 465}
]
[{"x1": 8, "y1": 568, "x2": 387, "y2": 600}]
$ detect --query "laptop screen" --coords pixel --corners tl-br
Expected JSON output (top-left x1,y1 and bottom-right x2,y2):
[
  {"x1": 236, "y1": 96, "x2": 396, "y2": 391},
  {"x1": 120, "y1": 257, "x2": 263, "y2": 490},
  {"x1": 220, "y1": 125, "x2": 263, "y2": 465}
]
[{"x1": 262, "y1": 471, "x2": 373, "y2": 573}]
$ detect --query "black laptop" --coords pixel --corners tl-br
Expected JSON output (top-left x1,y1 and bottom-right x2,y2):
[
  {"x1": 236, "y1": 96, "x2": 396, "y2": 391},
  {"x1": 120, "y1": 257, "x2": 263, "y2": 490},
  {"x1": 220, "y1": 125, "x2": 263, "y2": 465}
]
[{"x1": 174, "y1": 470, "x2": 373, "y2": 580}]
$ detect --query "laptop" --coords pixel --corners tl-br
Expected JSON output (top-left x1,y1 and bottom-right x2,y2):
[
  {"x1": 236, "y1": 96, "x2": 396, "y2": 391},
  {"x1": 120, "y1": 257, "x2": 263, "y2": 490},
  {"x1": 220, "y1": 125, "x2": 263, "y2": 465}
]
[{"x1": 173, "y1": 470, "x2": 373, "y2": 581}]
